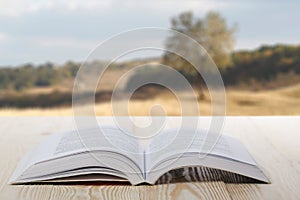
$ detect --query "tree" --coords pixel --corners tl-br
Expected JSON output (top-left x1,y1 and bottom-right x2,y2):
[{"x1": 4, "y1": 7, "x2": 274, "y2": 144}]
[
  {"x1": 14, "y1": 64, "x2": 36, "y2": 91},
  {"x1": 162, "y1": 11, "x2": 236, "y2": 99},
  {"x1": 35, "y1": 62, "x2": 56, "y2": 86}
]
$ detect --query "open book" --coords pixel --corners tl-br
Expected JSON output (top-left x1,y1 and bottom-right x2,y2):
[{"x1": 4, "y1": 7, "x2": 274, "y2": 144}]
[{"x1": 10, "y1": 126, "x2": 269, "y2": 185}]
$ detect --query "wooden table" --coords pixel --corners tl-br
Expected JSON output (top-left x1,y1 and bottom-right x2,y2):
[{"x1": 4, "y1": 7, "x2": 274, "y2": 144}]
[{"x1": 0, "y1": 117, "x2": 299, "y2": 199}]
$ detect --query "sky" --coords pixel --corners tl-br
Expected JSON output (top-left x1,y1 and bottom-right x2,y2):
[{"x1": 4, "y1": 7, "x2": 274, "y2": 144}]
[{"x1": 0, "y1": 0, "x2": 299, "y2": 66}]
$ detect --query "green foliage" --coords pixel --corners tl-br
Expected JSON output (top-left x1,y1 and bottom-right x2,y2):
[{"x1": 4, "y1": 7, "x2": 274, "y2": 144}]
[
  {"x1": 0, "y1": 62, "x2": 80, "y2": 91},
  {"x1": 223, "y1": 44, "x2": 300, "y2": 85}
]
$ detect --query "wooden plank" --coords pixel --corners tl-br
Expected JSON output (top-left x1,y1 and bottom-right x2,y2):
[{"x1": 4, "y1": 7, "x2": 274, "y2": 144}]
[
  {"x1": 0, "y1": 117, "x2": 75, "y2": 200},
  {"x1": 1, "y1": 117, "x2": 300, "y2": 199},
  {"x1": 222, "y1": 117, "x2": 300, "y2": 200},
  {"x1": 225, "y1": 184, "x2": 263, "y2": 200},
  {"x1": 19, "y1": 185, "x2": 141, "y2": 200},
  {"x1": 0, "y1": 117, "x2": 231, "y2": 200},
  {"x1": 17, "y1": 182, "x2": 230, "y2": 200},
  {"x1": 139, "y1": 182, "x2": 231, "y2": 200}
]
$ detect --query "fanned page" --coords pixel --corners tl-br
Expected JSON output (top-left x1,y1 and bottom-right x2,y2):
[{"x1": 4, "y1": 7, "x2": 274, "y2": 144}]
[
  {"x1": 10, "y1": 126, "x2": 145, "y2": 184},
  {"x1": 145, "y1": 128, "x2": 269, "y2": 184}
]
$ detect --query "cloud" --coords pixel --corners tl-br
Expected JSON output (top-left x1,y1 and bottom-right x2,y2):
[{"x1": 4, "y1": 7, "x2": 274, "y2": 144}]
[
  {"x1": 116, "y1": 0, "x2": 228, "y2": 13},
  {"x1": 0, "y1": 0, "x2": 111, "y2": 17},
  {"x1": 0, "y1": 0, "x2": 229, "y2": 17},
  {"x1": 3, "y1": 0, "x2": 298, "y2": 66},
  {"x1": 0, "y1": 32, "x2": 9, "y2": 42},
  {"x1": 0, "y1": 0, "x2": 51, "y2": 17},
  {"x1": 33, "y1": 37, "x2": 96, "y2": 49}
]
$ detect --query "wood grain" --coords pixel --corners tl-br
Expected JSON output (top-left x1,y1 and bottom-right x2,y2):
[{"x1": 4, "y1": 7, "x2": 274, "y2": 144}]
[
  {"x1": 226, "y1": 117, "x2": 300, "y2": 200},
  {"x1": 17, "y1": 182, "x2": 230, "y2": 200},
  {"x1": 0, "y1": 117, "x2": 299, "y2": 199}
]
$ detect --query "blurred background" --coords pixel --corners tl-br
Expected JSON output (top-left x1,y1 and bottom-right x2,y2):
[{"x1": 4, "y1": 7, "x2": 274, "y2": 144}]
[{"x1": 0, "y1": 0, "x2": 299, "y2": 116}]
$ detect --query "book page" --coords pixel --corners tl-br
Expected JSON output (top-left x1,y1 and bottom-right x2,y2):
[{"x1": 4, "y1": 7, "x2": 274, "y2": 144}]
[
  {"x1": 146, "y1": 128, "x2": 256, "y2": 172},
  {"x1": 54, "y1": 126, "x2": 142, "y2": 156},
  {"x1": 25, "y1": 126, "x2": 144, "y2": 170}
]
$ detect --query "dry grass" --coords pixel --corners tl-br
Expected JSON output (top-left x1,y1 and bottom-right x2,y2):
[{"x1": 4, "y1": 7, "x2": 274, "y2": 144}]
[{"x1": 1, "y1": 83, "x2": 300, "y2": 116}]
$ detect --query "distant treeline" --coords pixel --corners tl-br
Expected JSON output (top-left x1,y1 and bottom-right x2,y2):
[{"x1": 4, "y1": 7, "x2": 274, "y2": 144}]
[
  {"x1": 1, "y1": 44, "x2": 299, "y2": 92},
  {"x1": 223, "y1": 44, "x2": 300, "y2": 85},
  {"x1": 0, "y1": 59, "x2": 148, "y2": 91},
  {"x1": 0, "y1": 44, "x2": 299, "y2": 108},
  {"x1": 0, "y1": 61, "x2": 80, "y2": 91}
]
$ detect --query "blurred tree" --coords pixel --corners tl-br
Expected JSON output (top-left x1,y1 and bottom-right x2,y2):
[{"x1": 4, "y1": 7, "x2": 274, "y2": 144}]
[
  {"x1": 162, "y1": 11, "x2": 236, "y2": 99},
  {"x1": 223, "y1": 44, "x2": 300, "y2": 86},
  {"x1": 0, "y1": 68, "x2": 12, "y2": 90},
  {"x1": 61, "y1": 61, "x2": 80, "y2": 77},
  {"x1": 14, "y1": 64, "x2": 36, "y2": 91},
  {"x1": 35, "y1": 62, "x2": 56, "y2": 86}
]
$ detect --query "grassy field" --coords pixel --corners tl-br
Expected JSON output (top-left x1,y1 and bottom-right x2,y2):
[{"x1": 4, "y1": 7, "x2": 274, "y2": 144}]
[{"x1": 1, "y1": 83, "x2": 300, "y2": 116}]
